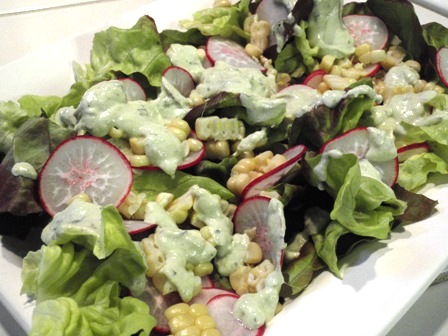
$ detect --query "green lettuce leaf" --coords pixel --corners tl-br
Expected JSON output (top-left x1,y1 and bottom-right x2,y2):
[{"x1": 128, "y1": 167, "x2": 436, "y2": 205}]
[
  {"x1": 90, "y1": 16, "x2": 171, "y2": 87},
  {"x1": 179, "y1": 0, "x2": 250, "y2": 41},
  {"x1": 398, "y1": 152, "x2": 448, "y2": 191},
  {"x1": 133, "y1": 169, "x2": 235, "y2": 201},
  {"x1": 21, "y1": 203, "x2": 153, "y2": 335}
]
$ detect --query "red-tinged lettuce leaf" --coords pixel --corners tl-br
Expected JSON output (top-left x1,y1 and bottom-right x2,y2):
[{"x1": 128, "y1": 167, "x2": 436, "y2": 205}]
[
  {"x1": 0, "y1": 117, "x2": 74, "y2": 235},
  {"x1": 288, "y1": 95, "x2": 374, "y2": 150},
  {"x1": 393, "y1": 185, "x2": 438, "y2": 224}
]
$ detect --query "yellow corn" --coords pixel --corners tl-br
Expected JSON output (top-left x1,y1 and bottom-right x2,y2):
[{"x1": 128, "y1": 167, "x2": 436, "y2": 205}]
[{"x1": 165, "y1": 303, "x2": 221, "y2": 336}]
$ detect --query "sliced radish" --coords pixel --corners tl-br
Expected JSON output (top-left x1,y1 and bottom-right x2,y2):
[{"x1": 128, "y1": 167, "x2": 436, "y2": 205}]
[
  {"x1": 241, "y1": 144, "x2": 307, "y2": 199},
  {"x1": 342, "y1": 14, "x2": 389, "y2": 50},
  {"x1": 234, "y1": 196, "x2": 285, "y2": 267},
  {"x1": 131, "y1": 279, "x2": 182, "y2": 334},
  {"x1": 133, "y1": 131, "x2": 205, "y2": 171},
  {"x1": 206, "y1": 36, "x2": 264, "y2": 70},
  {"x1": 436, "y1": 47, "x2": 448, "y2": 87},
  {"x1": 38, "y1": 135, "x2": 133, "y2": 216},
  {"x1": 256, "y1": 0, "x2": 289, "y2": 46},
  {"x1": 277, "y1": 83, "x2": 313, "y2": 93},
  {"x1": 303, "y1": 69, "x2": 326, "y2": 89},
  {"x1": 362, "y1": 63, "x2": 381, "y2": 77},
  {"x1": 207, "y1": 294, "x2": 265, "y2": 336},
  {"x1": 397, "y1": 142, "x2": 430, "y2": 162},
  {"x1": 123, "y1": 220, "x2": 156, "y2": 235},
  {"x1": 162, "y1": 65, "x2": 196, "y2": 97},
  {"x1": 190, "y1": 287, "x2": 237, "y2": 305},
  {"x1": 119, "y1": 78, "x2": 146, "y2": 101},
  {"x1": 320, "y1": 127, "x2": 398, "y2": 186},
  {"x1": 201, "y1": 275, "x2": 215, "y2": 289}
]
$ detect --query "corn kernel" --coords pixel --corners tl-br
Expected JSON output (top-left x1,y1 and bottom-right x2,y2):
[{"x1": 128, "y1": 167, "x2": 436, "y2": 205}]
[
  {"x1": 354, "y1": 43, "x2": 371, "y2": 57},
  {"x1": 193, "y1": 262, "x2": 214, "y2": 277},
  {"x1": 320, "y1": 54, "x2": 336, "y2": 72},
  {"x1": 190, "y1": 304, "x2": 209, "y2": 317},
  {"x1": 202, "y1": 329, "x2": 222, "y2": 336},
  {"x1": 175, "y1": 325, "x2": 201, "y2": 336},
  {"x1": 195, "y1": 315, "x2": 216, "y2": 330},
  {"x1": 169, "y1": 313, "x2": 196, "y2": 333},
  {"x1": 165, "y1": 303, "x2": 191, "y2": 320}
]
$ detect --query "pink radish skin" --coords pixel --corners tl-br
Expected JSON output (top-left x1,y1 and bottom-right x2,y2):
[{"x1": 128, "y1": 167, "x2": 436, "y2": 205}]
[
  {"x1": 123, "y1": 220, "x2": 156, "y2": 235},
  {"x1": 342, "y1": 14, "x2": 389, "y2": 50},
  {"x1": 277, "y1": 83, "x2": 313, "y2": 94},
  {"x1": 303, "y1": 69, "x2": 325, "y2": 89},
  {"x1": 119, "y1": 78, "x2": 146, "y2": 101},
  {"x1": 241, "y1": 144, "x2": 307, "y2": 200},
  {"x1": 207, "y1": 294, "x2": 265, "y2": 336},
  {"x1": 362, "y1": 63, "x2": 381, "y2": 77},
  {"x1": 38, "y1": 135, "x2": 133, "y2": 216},
  {"x1": 206, "y1": 36, "x2": 264, "y2": 70},
  {"x1": 320, "y1": 127, "x2": 398, "y2": 186},
  {"x1": 190, "y1": 287, "x2": 237, "y2": 306},
  {"x1": 200, "y1": 275, "x2": 215, "y2": 289},
  {"x1": 162, "y1": 65, "x2": 196, "y2": 97},
  {"x1": 436, "y1": 47, "x2": 448, "y2": 87},
  {"x1": 233, "y1": 196, "x2": 285, "y2": 268},
  {"x1": 397, "y1": 142, "x2": 430, "y2": 162},
  {"x1": 133, "y1": 131, "x2": 205, "y2": 171}
]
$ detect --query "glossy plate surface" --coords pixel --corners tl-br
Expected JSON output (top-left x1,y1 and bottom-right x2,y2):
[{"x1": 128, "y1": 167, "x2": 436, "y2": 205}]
[{"x1": 1, "y1": 1, "x2": 448, "y2": 335}]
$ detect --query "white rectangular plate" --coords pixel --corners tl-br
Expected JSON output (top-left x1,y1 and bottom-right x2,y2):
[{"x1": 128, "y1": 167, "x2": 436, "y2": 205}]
[{"x1": 1, "y1": 1, "x2": 448, "y2": 335}]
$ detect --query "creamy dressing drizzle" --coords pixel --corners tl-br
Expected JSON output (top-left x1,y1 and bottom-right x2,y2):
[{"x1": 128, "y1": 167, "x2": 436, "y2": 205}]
[
  {"x1": 58, "y1": 80, "x2": 190, "y2": 176},
  {"x1": 11, "y1": 162, "x2": 38, "y2": 179},
  {"x1": 307, "y1": 0, "x2": 355, "y2": 58}
]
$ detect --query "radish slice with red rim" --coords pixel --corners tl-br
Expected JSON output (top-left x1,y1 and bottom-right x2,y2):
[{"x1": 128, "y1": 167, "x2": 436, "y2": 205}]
[
  {"x1": 162, "y1": 65, "x2": 195, "y2": 97},
  {"x1": 119, "y1": 78, "x2": 146, "y2": 101},
  {"x1": 234, "y1": 196, "x2": 285, "y2": 267},
  {"x1": 201, "y1": 275, "x2": 216, "y2": 289},
  {"x1": 241, "y1": 144, "x2": 307, "y2": 200},
  {"x1": 256, "y1": 0, "x2": 289, "y2": 47},
  {"x1": 436, "y1": 47, "x2": 448, "y2": 87},
  {"x1": 397, "y1": 142, "x2": 430, "y2": 162},
  {"x1": 342, "y1": 14, "x2": 389, "y2": 50},
  {"x1": 130, "y1": 279, "x2": 182, "y2": 334},
  {"x1": 207, "y1": 294, "x2": 265, "y2": 336},
  {"x1": 123, "y1": 220, "x2": 156, "y2": 236},
  {"x1": 190, "y1": 287, "x2": 237, "y2": 305},
  {"x1": 133, "y1": 131, "x2": 205, "y2": 171},
  {"x1": 206, "y1": 36, "x2": 264, "y2": 70},
  {"x1": 38, "y1": 135, "x2": 133, "y2": 216},
  {"x1": 303, "y1": 69, "x2": 326, "y2": 89},
  {"x1": 320, "y1": 127, "x2": 398, "y2": 186},
  {"x1": 277, "y1": 83, "x2": 313, "y2": 94}
]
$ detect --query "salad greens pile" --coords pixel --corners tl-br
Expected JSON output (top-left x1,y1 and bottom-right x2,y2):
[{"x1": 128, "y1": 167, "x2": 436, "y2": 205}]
[{"x1": 1, "y1": 0, "x2": 448, "y2": 334}]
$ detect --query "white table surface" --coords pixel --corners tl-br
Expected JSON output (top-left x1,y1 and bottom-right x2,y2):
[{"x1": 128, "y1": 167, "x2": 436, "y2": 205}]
[{"x1": 1, "y1": 1, "x2": 448, "y2": 335}]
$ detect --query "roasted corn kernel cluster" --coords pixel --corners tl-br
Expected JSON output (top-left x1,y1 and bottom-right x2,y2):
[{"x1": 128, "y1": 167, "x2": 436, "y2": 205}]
[
  {"x1": 165, "y1": 302, "x2": 222, "y2": 336},
  {"x1": 227, "y1": 150, "x2": 287, "y2": 195},
  {"x1": 229, "y1": 259, "x2": 275, "y2": 295}
]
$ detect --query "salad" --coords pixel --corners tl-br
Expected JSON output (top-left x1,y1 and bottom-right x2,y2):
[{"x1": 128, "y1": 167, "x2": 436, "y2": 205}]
[{"x1": 1, "y1": 0, "x2": 448, "y2": 335}]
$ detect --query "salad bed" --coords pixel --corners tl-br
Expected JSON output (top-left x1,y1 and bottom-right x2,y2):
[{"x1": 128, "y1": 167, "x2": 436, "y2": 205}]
[{"x1": 1, "y1": 0, "x2": 448, "y2": 335}]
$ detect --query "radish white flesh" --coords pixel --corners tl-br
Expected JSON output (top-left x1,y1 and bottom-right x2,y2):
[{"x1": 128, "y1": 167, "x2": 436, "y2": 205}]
[
  {"x1": 38, "y1": 135, "x2": 133, "y2": 216},
  {"x1": 397, "y1": 142, "x2": 430, "y2": 162},
  {"x1": 131, "y1": 279, "x2": 182, "y2": 334},
  {"x1": 207, "y1": 294, "x2": 265, "y2": 336},
  {"x1": 206, "y1": 36, "x2": 264, "y2": 70},
  {"x1": 362, "y1": 63, "x2": 381, "y2": 77},
  {"x1": 234, "y1": 196, "x2": 284, "y2": 267},
  {"x1": 256, "y1": 0, "x2": 289, "y2": 46},
  {"x1": 303, "y1": 69, "x2": 325, "y2": 88},
  {"x1": 342, "y1": 14, "x2": 389, "y2": 50},
  {"x1": 278, "y1": 83, "x2": 313, "y2": 94},
  {"x1": 320, "y1": 127, "x2": 398, "y2": 186},
  {"x1": 190, "y1": 287, "x2": 237, "y2": 305},
  {"x1": 162, "y1": 65, "x2": 195, "y2": 97},
  {"x1": 436, "y1": 47, "x2": 448, "y2": 87},
  {"x1": 241, "y1": 144, "x2": 307, "y2": 199},
  {"x1": 119, "y1": 78, "x2": 146, "y2": 101}
]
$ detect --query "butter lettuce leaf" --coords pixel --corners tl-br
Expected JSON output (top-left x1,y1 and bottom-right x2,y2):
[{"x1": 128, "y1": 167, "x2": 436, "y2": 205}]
[
  {"x1": 304, "y1": 153, "x2": 406, "y2": 275},
  {"x1": 21, "y1": 203, "x2": 153, "y2": 335},
  {"x1": 91, "y1": 16, "x2": 171, "y2": 87},
  {"x1": 179, "y1": 0, "x2": 250, "y2": 41},
  {"x1": 133, "y1": 170, "x2": 235, "y2": 201},
  {"x1": 398, "y1": 152, "x2": 448, "y2": 191}
]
